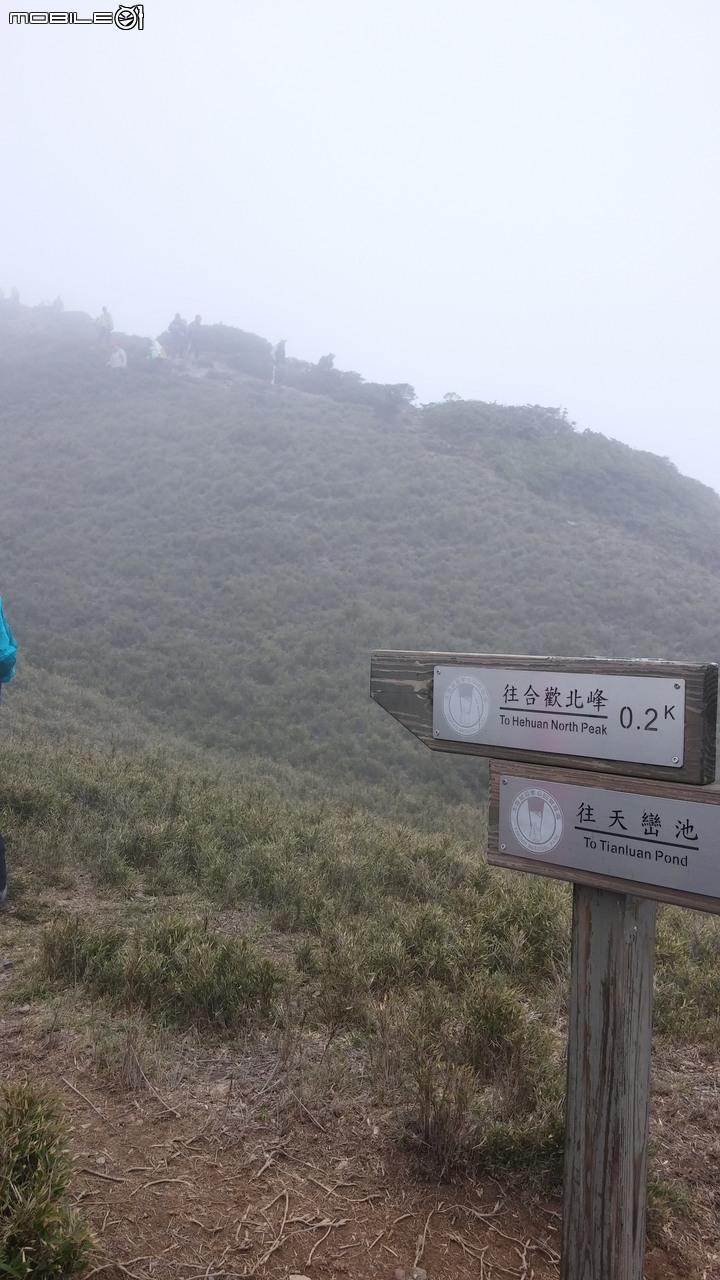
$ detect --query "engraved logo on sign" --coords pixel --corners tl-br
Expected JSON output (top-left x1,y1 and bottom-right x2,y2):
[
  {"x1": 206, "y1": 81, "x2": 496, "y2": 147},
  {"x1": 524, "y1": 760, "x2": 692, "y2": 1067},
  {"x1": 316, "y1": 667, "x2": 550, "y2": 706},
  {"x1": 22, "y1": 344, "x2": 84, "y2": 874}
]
[
  {"x1": 511, "y1": 787, "x2": 564, "y2": 853},
  {"x1": 443, "y1": 675, "x2": 490, "y2": 737}
]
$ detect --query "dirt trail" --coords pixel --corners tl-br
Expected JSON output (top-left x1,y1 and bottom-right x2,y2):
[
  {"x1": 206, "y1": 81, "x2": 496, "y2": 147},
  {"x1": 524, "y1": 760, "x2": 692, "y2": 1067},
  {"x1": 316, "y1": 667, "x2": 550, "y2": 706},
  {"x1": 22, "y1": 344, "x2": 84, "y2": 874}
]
[{"x1": 1, "y1": 991, "x2": 706, "y2": 1280}]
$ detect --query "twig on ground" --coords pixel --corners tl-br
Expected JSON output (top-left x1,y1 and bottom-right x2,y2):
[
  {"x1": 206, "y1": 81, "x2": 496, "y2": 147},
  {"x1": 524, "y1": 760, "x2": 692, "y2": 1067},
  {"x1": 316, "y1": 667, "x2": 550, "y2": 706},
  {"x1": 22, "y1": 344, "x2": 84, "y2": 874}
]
[
  {"x1": 85, "y1": 1258, "x2": 153, "y2": 1279},
  {"x1": 306, "y1": 1223, "x2": 333, "y2": 1266},
  {"x1": 414, "y1": 1207, "x2": 435, "y2": 1266},
  {"x1": 391, "y1": 1213, "x2": 413, "y2": 1229},
  {"x1": 79, "y1": 1167, "x2": 126, "y2": 1184},
  {"x1": 306, "y1": 1174, "x2": 335, "y2": 1195},
  {"x1": 259, "y1": 1189, "x2": 288, "y2": 1216},
  {"x1": 130, "y1": 1048, "x2": 181, "y2": 1117},
  {"x1": 241, "y1": 1226, "x2": 301, "y2": 1275},
  {"x1": 250, "y1": 1058, "x2": 282, "y2": 1102},
  {"x1": 472, "y1": 1214, "x2": 525, "y2": 1243},
  {"x1": 472, "y1": 1211, "x2": 560, "y2": 1265},
  {"x1": 131, "y1": 1177, "x2": 194, "y2": 1196},
  {"x1": 288, "y1": 1217, "x2": 349, "y2": 1229},
  {"x1": 279, "y1": 1189, "x2": 290, "y2": 1239},
  {"x1": 449, "y1": 1230, "x2": 487, "y2": 1260},
  {"x1": 62, "y1": 1076, "x2": 119, "y2": 1132},
  {"x1": 289, "y1": 1089, "x2": 328, "y2": 1133},
  {"x1": 251, "y1": 1150, "x2": 279, "y2": 1180}
]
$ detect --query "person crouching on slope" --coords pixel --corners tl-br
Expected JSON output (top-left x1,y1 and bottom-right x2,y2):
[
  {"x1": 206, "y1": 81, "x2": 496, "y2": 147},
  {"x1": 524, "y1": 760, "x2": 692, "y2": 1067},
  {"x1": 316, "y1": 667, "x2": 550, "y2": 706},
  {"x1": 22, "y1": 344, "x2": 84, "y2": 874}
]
[{"x1": 0, "y1": 596, "x2": 17, "y2": 909}]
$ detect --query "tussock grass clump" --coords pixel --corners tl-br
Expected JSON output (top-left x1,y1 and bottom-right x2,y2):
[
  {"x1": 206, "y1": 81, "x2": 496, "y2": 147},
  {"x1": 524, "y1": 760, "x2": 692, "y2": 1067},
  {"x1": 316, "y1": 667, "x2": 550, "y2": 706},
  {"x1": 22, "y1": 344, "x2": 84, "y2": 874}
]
[
  {"x1": 39, "y1": 914, "x2": 283, "y2": 1035},
  {"x1": 0, "y1": 1082, "x2": 94, "y2": 1278},
  {"x1": 401, "y1": 978, "x2": 564, "y2": 1183},
  {"x1": 461, "y1": 972, "x2": 561, "y2": 1109},
  {"x1": 646, "y1": 1171, "x2": 695, "y2": 1235},
  {"x1": 40, "y1": 915, "x2": 125, "y2": 992},
  {"x1": 473, "y1": 1115, "x2": 565, "y2": 1188},
  {"x1": 293, "y1": 870, "x2": 568, "y2": 1186},
  {"x1": 123, "y1": 917, "x2": 282, "y2": 1033},
  {"x1": 297, "y1": 875, "x2": 570, "y2": 1035},
  {"x1": 414, "y1": 1058, "x2": 477, "y2": 1177},
  {"x1": 654, "y1": 906, "x2": 720, "y2": 1039}
]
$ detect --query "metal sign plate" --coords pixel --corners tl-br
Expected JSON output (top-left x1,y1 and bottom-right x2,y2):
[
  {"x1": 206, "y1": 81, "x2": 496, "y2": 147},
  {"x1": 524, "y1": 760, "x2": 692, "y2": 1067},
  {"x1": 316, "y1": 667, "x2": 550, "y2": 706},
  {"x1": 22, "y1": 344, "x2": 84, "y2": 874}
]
[
  {"x1": 433, "y1": 666, "x2": 685, "y2": 768},
  {"x1": 497, "y1": 771, "x2": 720, "y2": 905}
]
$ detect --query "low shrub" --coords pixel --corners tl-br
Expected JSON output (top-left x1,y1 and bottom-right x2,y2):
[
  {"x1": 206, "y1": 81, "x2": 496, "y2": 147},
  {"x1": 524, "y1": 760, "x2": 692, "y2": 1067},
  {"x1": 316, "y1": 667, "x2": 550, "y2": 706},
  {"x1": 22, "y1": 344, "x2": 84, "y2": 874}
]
[
  {"x1": 460, "y1": 972, "x2": 561, "y2": 1111},
  {"x1": 401, "y1": 980, "x2": 564, "y2": 1185},
  {"x1": 40, "y1": 915, "x2": 125, "y2": 994},
  {"x1": 0, "y1": 1082, "x2": 94, "y2": 1278},
  {"x1": 39, "y1": 914, "x2": 284, "y2": 1036},
  {"x1": 654, "y1": 907, "x2": 720, "y2": 1038},
  {"x1": 123, "y1": 917, "x2": 283, "y2": 1033}
]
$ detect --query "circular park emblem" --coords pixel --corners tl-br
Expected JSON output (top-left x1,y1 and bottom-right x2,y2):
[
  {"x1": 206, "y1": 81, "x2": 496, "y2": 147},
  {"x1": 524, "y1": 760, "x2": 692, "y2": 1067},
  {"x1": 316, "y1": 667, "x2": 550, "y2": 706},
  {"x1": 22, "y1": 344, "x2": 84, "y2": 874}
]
[
  {"x1": 510, "y1": 788, "x2": 564, "y2": 854},
  {"x1": 442, "y1": 674, "x2": 490, "y2": 737}
]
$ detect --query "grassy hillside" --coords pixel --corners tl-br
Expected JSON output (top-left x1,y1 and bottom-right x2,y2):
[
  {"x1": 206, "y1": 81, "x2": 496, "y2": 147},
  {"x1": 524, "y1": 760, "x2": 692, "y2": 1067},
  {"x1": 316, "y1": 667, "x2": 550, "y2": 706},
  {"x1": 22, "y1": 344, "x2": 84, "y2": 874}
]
[
  {"x1": 2, "y1": 302, "x2": 720, "y2": 1275},
  {"x1": 1, "y1": 300, "x2": 719, "y2": 807}
]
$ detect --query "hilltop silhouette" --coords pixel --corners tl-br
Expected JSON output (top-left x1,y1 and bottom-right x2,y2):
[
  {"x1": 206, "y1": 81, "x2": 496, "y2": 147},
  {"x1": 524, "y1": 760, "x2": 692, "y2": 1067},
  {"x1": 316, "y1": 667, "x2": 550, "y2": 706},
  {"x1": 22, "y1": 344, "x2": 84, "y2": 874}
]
[{"x1": 0, "y1": 294, "x2": 416, "y2": 420}]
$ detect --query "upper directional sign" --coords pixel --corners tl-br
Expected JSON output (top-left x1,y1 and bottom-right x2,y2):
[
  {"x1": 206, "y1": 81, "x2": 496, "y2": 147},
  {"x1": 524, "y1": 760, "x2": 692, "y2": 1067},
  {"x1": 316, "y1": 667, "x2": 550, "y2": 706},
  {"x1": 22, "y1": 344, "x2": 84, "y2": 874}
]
[
  {"x1": 434, "y1": 665, "x2": 686, "y2": 767},
  {"x1": 371, "y1": 652, "x2": 717, "y2": 785}
]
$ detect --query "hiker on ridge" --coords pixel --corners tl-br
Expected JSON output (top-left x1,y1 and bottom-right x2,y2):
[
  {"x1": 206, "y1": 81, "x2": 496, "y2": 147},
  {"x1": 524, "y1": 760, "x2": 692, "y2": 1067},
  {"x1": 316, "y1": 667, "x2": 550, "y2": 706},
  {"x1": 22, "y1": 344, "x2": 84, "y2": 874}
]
[
  {"x1": 272, "y1": 339, "x2": 286, "y2": 386},
  {"x1": 0, "y1": 594, "x2": 17, "y2": 910},
  {"x1": 107, "y1": 342, "x2": 128, "y2": 370},
  {"x1": 187, "y1": 315, "x2": 203, "y2": 360},
  {"x1": 168, "y1": 313, "x2": 188, "y2": 359},
  {"x1": 95, "y1": 306, "x2": 113, "y2": 347}
]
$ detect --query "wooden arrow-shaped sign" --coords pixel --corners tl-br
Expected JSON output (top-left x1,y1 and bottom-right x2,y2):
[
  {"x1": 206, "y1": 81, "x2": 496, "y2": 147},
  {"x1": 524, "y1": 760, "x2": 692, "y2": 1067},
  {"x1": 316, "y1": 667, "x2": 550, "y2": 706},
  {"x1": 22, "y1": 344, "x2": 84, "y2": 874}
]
[{"x1": 370, "y1": 650, "x2": 717, "y2": 785}]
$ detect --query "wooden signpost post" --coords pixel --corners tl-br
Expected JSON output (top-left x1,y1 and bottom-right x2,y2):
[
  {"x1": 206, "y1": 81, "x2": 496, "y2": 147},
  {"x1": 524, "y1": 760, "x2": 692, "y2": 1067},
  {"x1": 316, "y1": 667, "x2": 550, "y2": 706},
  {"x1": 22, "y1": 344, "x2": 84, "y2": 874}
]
[{"x1": 371, "y1": 650, "x2": 719, "y2": 1280}]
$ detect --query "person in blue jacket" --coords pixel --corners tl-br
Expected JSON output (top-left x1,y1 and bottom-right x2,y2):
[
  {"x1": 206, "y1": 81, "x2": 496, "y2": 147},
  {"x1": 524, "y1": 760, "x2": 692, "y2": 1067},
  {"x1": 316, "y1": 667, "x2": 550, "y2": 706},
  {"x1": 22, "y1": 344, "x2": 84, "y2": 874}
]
[{"x1": 0, "y1": 597, "x2": 17, "y2": 909}]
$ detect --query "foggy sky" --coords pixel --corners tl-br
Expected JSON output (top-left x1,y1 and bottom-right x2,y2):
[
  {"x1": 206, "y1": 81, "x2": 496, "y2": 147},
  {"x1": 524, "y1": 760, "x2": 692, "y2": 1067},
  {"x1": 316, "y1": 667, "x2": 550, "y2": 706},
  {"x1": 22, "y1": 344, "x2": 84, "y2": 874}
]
[{"x1": 3, "y1": 1, "x2": 719, "y2": 494}]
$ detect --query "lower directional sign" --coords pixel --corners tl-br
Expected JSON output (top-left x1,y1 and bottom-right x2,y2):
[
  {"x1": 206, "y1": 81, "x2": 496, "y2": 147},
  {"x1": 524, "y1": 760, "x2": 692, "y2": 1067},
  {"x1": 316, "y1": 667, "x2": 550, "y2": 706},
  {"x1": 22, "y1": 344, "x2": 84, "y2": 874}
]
[{"x1": 489, "y1": 760, "x2": 720, "y2": 915}]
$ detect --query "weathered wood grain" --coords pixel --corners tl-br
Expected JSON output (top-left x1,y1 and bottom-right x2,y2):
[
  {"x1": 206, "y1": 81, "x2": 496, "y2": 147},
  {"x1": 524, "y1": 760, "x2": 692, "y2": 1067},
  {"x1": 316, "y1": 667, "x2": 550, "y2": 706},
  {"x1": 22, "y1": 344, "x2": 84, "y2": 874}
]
[
  {"x1": 560, "y1": 886, "x2": 656, "y2": 1280},
  {"x1": 370, "y1": 650, "x2": 717, "y2": 785}
]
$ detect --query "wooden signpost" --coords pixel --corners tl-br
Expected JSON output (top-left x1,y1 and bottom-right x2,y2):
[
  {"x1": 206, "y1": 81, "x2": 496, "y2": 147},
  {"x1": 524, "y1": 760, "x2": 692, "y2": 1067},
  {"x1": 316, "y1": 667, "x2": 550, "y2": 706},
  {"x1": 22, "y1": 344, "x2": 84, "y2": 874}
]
[{"x1": 370, "y1": 650, "x2": 719, "y2": 1280}]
